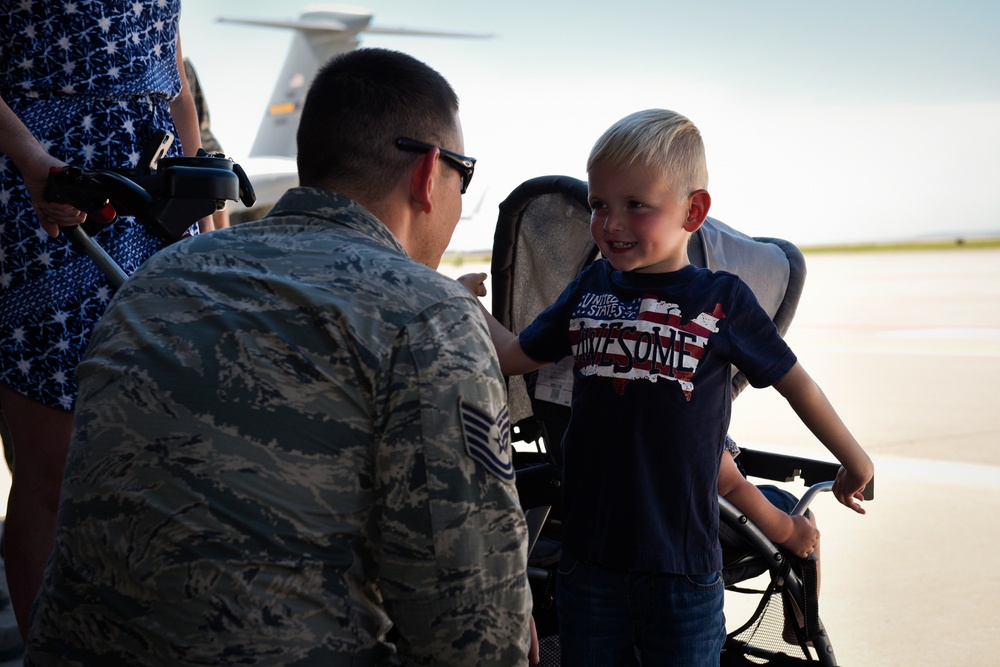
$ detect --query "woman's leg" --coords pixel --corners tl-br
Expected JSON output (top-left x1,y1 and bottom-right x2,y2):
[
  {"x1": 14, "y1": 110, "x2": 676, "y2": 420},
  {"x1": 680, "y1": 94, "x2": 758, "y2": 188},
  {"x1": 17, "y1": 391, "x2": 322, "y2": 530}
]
[{"x1": 0, "y1": 385, "x2": 73, "y2": 638}]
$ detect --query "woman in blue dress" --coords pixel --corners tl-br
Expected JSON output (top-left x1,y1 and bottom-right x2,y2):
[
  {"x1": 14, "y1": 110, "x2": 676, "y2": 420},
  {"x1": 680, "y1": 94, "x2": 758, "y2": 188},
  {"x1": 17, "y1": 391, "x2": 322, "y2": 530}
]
[{"x1": 0, "y1": 0, "x2": 205, "y2": 637}]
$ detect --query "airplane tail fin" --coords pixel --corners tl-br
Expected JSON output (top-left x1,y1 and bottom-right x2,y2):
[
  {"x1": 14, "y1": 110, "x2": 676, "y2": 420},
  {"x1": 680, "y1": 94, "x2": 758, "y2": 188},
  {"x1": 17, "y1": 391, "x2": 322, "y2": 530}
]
[{"x1": 218, "y1": 5, "x2": 491, "y2": 160}]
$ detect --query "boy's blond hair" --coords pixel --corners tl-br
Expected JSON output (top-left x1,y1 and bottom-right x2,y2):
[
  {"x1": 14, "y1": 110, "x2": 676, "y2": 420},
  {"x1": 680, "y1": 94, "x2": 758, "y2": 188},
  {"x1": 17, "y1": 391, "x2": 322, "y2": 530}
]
[{"x1": 587, "y1": 109, "x2": 709, "y2": 196}]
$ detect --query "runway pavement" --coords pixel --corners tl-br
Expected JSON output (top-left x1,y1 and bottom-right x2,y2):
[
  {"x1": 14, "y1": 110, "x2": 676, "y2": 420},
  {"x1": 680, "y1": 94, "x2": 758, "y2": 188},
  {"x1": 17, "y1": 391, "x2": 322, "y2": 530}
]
[{"x1": 0, "y1": 247, "x2": 997, "y2": 665}]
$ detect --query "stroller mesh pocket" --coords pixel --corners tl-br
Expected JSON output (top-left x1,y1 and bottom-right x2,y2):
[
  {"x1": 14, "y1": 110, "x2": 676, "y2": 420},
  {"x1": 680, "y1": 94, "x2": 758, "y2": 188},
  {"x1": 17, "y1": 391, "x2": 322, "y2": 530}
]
[{"x1": 724, "y1": 566, "x2": 819, "y2": 665}]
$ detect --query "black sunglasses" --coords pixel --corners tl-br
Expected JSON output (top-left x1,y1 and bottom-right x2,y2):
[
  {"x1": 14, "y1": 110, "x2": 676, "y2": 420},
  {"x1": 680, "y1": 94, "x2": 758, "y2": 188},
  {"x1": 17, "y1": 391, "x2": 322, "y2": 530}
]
[{"x1": 395, "y1": 137, "x2": 476, "y2": 194}]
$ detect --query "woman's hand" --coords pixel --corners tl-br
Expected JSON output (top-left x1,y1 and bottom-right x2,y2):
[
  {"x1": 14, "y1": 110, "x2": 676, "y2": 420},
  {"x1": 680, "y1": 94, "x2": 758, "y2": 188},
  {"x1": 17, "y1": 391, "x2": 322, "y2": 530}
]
[{"x1": 22, "y1": 153, "x2": 86, "y2": 238}]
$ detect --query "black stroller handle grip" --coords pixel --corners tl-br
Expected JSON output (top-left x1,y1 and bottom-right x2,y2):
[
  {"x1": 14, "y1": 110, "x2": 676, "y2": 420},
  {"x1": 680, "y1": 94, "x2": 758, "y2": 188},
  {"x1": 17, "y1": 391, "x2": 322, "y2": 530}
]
[
  {"x1": 232, "y1": 161, "x2": 256, "y2": 208},
  {"x1": 45, "y1": 150, "x2": 253, "y2": 243},
  {"x1": 84, "y1": 170, "x2": 155, "y2": 216},
  {"x1": 45, "y1": 166, "x2": 155, "y2": 226},
  {"x1": 39, "y1": 131, "x2": 257, "y2": 288},
  {"x1": 737, "y1": 447, "x2": 875, "y2": 501}
]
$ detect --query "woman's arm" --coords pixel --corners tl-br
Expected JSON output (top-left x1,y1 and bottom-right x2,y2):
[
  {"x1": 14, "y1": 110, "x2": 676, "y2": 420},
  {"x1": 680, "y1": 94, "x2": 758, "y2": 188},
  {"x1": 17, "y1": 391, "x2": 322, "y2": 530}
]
[
  {"x1": 0, "y1": 96, "x2": 86, "y2": 237},
  {"x1": 170, "y1": 36, "x2": 213, "y2": 232},
  {"x1": 169, "y1": 37, "x2": 202, "y2": 160}
]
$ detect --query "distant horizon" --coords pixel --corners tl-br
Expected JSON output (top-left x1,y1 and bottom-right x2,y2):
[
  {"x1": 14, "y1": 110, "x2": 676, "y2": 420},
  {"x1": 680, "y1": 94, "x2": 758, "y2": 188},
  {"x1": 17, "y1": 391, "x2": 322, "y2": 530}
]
[{"x1": 439, "y1": 234, "x2": 1000, "y2": 260}]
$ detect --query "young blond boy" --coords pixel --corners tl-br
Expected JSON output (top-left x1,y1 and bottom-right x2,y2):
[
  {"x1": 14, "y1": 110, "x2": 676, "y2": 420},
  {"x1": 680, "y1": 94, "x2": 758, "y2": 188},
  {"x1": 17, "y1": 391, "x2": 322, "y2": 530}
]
[{"x1": 460, "y1": 109, "x2": 873, "y2": 665}]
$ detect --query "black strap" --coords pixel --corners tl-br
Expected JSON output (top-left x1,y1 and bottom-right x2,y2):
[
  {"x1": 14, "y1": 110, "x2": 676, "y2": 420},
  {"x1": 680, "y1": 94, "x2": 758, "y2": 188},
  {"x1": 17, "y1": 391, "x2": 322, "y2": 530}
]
[{"x1": 796, "y1": 555, "x2": 822, "y2": 642}]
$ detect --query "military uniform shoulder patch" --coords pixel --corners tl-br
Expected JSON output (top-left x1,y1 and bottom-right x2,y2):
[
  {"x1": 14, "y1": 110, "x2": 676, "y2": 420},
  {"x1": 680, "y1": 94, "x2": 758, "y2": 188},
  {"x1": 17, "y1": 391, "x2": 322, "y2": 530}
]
[{"x1": 459, "y1": 399, "x2": 515, "y2": 484}]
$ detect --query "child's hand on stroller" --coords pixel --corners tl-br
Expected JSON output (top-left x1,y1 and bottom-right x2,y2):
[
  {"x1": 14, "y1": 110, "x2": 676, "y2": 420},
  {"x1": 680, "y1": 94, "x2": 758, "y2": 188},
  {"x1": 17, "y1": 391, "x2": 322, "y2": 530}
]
[
  {"x1": 779, "y1": 514, "x2": 820, "y2": 558},
  {"x1": 457, "y1": 272, "x2": 487, "y2": 297},
  {"x1": 832, "y1": 464, "x2": 872, "y2": 515}
]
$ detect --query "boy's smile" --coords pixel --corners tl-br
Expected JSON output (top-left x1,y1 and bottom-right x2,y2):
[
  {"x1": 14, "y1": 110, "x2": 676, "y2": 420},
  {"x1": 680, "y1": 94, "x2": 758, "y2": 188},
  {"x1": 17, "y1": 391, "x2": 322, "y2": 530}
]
[{"x1": 587, "y1": 160, "x2": 710, "y2": 274}]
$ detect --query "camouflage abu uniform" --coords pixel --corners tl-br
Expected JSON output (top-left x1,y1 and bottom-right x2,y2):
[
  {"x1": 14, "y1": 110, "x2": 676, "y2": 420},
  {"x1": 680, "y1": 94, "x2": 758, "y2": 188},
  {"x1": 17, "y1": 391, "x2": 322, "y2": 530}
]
[{"x1": 26, "y1": 188, "x2": 531, "y2": 666}]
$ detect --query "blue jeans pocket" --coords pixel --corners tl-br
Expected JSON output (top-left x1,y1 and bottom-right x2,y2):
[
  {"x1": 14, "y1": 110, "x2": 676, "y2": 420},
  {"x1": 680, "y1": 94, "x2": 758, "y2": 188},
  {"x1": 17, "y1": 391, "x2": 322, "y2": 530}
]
[
  {"x1": 557, "y1": 553, "x2": 582, "y2": 578},
  {"x1": 684, "y1": 570, "x2": 724, "y2": 593}
]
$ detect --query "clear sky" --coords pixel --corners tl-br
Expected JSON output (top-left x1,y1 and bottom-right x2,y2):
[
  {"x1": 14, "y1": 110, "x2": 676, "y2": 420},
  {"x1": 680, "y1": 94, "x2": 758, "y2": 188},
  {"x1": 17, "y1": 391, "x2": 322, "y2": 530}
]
[{"x1": 180, "y1": 1, "x2": 1000, "y2": 252}]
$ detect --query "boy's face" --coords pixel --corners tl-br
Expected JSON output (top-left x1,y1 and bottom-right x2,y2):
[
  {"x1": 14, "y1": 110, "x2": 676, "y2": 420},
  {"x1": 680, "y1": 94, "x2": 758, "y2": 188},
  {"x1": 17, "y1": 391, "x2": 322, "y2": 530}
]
[{"x1": 588, "y1": 160, "x2": 704, "y2": 274}]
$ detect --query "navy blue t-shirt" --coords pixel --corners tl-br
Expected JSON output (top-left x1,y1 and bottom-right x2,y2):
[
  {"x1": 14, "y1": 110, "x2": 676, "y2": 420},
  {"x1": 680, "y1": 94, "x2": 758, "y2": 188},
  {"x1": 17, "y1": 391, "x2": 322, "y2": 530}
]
[{"x1": 519, "y1": 260, "x2": 797, "y2": 574}]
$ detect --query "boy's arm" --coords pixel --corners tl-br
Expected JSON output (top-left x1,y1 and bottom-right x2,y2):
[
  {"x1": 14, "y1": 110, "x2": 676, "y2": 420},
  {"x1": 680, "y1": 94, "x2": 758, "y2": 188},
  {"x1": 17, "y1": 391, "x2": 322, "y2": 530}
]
[
  {"x1": 456, "y1": 273, "x2": 548, "y2": 377},
  {"x1": 718, "y1": 452, "x2": 818, "y2": 558},
  {"x1": 773, "y1": 362, "x2": 875, "y2": 514}
]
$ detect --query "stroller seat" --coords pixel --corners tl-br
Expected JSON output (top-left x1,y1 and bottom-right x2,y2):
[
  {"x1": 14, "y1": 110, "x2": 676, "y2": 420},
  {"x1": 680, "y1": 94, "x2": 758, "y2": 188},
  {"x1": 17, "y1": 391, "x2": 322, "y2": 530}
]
[{"x1": 488, "y1": 175, "x2": 873, "y2": 666}]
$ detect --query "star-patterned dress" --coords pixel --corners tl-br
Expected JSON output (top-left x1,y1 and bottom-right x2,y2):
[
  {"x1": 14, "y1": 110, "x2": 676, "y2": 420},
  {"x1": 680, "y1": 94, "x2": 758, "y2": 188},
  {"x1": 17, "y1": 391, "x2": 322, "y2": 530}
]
[{"x1": 0, "y1": 0, "x2": 186, "y2": 410}]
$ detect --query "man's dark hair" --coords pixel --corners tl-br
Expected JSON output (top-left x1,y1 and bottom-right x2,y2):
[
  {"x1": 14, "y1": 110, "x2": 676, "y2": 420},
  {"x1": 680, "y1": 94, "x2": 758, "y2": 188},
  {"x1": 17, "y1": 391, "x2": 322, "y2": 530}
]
[{"x1": 296, "y1": 48, "x2": 460, "y2": 201}]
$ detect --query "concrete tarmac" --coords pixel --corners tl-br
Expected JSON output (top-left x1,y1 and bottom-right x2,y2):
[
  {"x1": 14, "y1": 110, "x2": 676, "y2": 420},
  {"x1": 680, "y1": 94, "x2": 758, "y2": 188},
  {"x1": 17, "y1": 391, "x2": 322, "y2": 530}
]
[{"x1": 1, "y1": 247, "x2": 997, "y2": 665}]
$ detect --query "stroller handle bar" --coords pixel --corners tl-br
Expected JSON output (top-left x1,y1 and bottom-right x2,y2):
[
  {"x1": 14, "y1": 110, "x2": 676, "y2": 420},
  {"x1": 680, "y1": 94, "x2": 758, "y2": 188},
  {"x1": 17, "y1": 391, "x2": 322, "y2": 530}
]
[
  {"x1": 44, "y1": 148, "x2": 256, "y2": 289},
  {"x1": 45, "y1": 153, "x2": 255, "y2": 240},
  {"x1": 64, "y1": 227, "x2": 130, "y2": 288},
  {"x1": 791, "y1": 480, "x2": 832, "y2": 516}
]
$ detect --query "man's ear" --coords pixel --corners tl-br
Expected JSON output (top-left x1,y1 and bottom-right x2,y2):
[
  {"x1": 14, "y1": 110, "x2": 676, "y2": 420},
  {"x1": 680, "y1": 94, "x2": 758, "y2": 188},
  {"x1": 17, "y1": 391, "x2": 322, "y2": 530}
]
[
  {"x1": 409, "y1": 149, "x2": 439, "y2": 214},
  {"x1": 683, "y1": 189, "x2": 711, "y2": 233}
]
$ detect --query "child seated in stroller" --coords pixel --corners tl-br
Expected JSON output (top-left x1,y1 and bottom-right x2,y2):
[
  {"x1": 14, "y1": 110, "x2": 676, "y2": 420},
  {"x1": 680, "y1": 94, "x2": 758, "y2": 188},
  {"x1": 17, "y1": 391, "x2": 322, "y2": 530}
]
[
  {"x1": 458, "y1": 108, "x2": 873, "y2": 666},
  {"x1": 719, "y1": 436, "x2": 818, "y2": 560},
  {"x1": 718, "y1": 434, "x2": 821, "y2": 648}
]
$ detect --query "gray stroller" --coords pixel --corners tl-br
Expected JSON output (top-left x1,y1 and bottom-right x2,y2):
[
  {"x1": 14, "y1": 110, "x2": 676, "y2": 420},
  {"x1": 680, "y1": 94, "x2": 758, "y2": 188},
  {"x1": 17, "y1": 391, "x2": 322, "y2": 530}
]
[{"x1": 490, "y1": 175, "x2": 874, "y2": 666}]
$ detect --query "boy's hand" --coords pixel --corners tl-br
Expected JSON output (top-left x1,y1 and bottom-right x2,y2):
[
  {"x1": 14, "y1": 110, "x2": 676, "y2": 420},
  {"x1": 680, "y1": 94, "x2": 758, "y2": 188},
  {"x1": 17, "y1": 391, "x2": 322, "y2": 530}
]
[
  {"x1": 457, "y1": 272, "x2": 487, "y2": 298},
  {"x1": 778, "y1": 514, "x2": 820, "y2": 559},
  {"x1": 832, "y1": 464, "x2": 872, "y2": 515}
]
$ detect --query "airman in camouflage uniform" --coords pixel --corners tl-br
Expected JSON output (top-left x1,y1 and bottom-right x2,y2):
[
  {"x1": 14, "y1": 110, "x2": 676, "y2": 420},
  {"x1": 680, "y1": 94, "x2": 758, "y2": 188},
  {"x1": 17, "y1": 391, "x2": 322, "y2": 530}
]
[{"x1": 26, "y1": 49, "x2": 531, "y2": 666}]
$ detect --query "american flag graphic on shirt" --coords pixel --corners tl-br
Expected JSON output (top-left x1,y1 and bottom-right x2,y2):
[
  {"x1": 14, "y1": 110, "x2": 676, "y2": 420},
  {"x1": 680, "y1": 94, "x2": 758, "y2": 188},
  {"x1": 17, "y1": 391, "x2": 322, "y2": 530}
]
[{"x1": 569, "y1": 292, "x2": 724, "y2": 400}]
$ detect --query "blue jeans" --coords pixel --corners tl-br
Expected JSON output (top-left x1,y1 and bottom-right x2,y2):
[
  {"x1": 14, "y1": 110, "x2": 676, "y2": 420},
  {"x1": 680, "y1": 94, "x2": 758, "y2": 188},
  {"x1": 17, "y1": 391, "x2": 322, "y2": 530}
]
[{"x1": 556, "y1": 554, "x2": 725, "y2": 666}]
